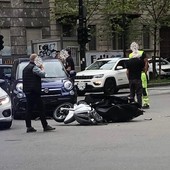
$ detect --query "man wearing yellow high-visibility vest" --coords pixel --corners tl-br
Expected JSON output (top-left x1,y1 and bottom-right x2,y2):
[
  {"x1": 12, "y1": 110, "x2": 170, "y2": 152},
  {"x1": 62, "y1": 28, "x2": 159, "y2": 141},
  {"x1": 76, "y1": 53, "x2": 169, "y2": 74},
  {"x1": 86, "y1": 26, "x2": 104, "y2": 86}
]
[{"x1": 129, "y1": 42, "x2": 150, "y2": 109}]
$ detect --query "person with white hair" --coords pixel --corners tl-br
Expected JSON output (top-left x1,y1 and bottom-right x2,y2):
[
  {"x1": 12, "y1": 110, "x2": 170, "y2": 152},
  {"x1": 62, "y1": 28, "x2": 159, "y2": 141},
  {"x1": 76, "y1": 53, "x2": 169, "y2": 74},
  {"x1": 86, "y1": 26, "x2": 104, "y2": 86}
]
[
  {"x1": 58, "y1": 48, "x2": 76, "y2": 83},
  {"x1": 23, "y1": 53, "x2": 55, "y2": 133},
  {"x1": 126, "y1": 43, "x2": 145, "y2": 107},
  {"x1": 129, "y1": 42, "x2": 150, "y2": 109}
]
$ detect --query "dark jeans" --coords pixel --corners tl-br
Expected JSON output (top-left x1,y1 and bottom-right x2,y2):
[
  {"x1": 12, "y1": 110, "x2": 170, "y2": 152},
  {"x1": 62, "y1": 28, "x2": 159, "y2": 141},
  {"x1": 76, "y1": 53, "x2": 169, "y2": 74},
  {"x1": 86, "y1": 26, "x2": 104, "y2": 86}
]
[
  {"x1": 129, "y1": 79, "x2": 142, "y2": 107},
  {"x1": 25, "y1": 92, "x2": 48, "y2": 129}
]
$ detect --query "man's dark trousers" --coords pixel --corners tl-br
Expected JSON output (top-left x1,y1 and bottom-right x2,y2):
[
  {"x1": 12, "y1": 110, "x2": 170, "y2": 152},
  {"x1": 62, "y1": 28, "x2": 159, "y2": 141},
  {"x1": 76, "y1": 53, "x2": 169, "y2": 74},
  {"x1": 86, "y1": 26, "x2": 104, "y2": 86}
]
[
  {"x1": 129, "y1": 79, "x2": 143, "y2": 107},
  {"x1": 25, "y1": 92, "x2": 47, "y2": 128}
]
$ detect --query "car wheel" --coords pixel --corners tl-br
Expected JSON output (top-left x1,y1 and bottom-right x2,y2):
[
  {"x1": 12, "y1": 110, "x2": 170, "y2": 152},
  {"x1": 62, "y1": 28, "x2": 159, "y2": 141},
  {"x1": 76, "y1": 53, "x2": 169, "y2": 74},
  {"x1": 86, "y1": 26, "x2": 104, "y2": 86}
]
[
  {"x1": 53, "y1": 102, "x2": 74, "y2": 122},
  {"x1": 77, "y1": 90, "x2": 86, "y2": 96},
  {"x1": 104, "y1": 78, "x2": 118, "y2": 95}
]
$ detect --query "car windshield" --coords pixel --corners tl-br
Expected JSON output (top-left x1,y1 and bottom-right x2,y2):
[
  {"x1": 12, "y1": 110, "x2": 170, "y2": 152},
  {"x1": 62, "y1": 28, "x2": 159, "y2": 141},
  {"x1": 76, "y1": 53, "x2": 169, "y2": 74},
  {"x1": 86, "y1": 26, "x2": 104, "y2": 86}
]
[
  {"x1": 86, "y1": 60, "x2": 117, "y2": 70},
  {"x1": 17, "y1": 60, "x2": 67, "y2": 79}
]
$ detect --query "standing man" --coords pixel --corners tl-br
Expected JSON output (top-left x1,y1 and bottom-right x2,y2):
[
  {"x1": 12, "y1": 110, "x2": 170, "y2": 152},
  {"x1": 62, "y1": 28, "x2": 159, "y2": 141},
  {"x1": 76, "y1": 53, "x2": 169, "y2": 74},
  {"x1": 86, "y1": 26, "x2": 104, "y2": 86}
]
[
  {"x1": 65, "y1": 48, "x2": 76, "y2": 83},
  {"x1": 23, "y1": 53, "x2": 55, "y2": 133},
  {"x1": 126, "y1": 50, "x2": 145, "y2": 108},
  {"x1": 129, "y1": 42, "x2": 150, "y2": 109}
]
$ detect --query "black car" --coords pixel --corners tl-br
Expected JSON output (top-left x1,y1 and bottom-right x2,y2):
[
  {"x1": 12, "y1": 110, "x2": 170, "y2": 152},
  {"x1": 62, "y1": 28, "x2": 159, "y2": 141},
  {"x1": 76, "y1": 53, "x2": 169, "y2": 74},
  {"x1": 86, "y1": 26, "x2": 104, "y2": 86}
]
[
  {"x1": 0, "y1": 64, "x2": 12, "y2": 94},
  {"x1": 10, "y1": 58, "x2": 77, "y2": 119}
]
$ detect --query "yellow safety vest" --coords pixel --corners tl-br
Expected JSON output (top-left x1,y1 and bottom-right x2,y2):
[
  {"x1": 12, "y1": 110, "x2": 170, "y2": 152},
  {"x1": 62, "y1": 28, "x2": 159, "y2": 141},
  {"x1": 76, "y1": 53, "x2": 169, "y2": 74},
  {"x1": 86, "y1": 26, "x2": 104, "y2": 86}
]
[{"x1": 129, "y1": 50, "x2": 144, "y2": 58}]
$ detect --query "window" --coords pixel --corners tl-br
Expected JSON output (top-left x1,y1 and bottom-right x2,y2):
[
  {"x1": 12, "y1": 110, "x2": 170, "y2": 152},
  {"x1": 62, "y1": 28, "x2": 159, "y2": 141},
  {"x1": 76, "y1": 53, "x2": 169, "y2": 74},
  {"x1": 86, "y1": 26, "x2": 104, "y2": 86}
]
[
  {"x1": 24, "y1": 0, "x2": 42, "y2": 3},
  {"x1": 58, "y1": 15, "x2": 77, "y2": 37},
  {"x1": 112, "y1": 32, "x2": 123, "y2": 50},
  {"x1": 116, "y1": 60, "x2": 126, "y2": 69},
  {"x1": 88, "y1": 25, "x2": 96, "y2": 50},
  {"x1": 62, "y1": 24, "x2": 75, "y2": 37},
  {"x1": 143, "y1": 25, "x2": 150, "y2": 49},
  {"x1": 26, "y1": 28, "x2": 42, "y2": 55}
]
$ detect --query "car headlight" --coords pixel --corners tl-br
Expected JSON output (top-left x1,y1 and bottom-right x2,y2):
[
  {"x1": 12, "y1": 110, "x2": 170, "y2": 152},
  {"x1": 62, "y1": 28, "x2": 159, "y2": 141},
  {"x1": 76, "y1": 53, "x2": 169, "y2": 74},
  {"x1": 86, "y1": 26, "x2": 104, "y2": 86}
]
[
  {"x1": 16, "y1": 83, "x2": 23, "y2": 92},
  {"x1": 93, "y1": 74, "x2": 104, "y2": 78},
  {"x1": 63, "y1": 80, "x2": 73, "y2": 90},
  {"x1": 0, "y1": 95, "x2": 10, "y2": 105}
]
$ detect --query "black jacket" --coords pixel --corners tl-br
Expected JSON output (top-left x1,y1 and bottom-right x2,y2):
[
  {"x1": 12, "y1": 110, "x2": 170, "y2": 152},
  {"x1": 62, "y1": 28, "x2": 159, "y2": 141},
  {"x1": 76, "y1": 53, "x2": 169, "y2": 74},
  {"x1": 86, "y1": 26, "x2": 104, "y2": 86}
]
[
  {"x1": 126, "y1": 58, "x2": 145, "y2": 80},
  {"x1": 23, "y1": 62, "x2": 41, "y2": 94}
]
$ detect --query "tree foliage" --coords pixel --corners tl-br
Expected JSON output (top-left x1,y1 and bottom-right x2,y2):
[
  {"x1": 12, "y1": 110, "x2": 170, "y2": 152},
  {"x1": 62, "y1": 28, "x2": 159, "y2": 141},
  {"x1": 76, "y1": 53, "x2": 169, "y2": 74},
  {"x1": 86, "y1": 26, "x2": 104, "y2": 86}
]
[
  {"x1": 51, "y1": 0, "x2": 170, "y2": 77},
  {"x1": 51, "y1": 0, "x2": 103, "y2": 24},
  {"x1": 138, "y1": 0, "x2": 170, "y2": 79}
]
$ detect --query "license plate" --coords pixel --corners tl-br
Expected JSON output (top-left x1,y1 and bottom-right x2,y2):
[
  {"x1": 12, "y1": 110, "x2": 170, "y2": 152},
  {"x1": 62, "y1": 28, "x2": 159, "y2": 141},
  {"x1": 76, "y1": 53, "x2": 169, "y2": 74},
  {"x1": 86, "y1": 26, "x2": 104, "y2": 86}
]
[{"x1": 77, "y1": 82, "x2": 86, "y2": 91}]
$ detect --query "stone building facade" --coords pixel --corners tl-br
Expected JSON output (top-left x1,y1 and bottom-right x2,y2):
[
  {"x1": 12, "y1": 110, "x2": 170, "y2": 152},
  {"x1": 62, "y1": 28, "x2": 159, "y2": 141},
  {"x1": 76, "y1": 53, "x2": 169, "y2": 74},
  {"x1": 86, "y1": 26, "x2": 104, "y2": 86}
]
[
  {"x1": 0, "y1": 0, "x2": 51, "y2": 64},
  {"x1": 0, "y1": 0, "x2": 170, "y2": 66}
]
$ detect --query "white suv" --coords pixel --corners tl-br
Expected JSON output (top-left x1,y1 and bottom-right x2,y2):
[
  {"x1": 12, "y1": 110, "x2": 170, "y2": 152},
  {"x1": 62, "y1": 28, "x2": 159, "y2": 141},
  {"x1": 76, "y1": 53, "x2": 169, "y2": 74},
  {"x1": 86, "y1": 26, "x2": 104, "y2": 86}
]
[
  {"x1": 75, "y1": 58, "x2": 129, "y2": 96},
  {"x1": 148, "y1": 57, "x2": 170, "y2": 78}
]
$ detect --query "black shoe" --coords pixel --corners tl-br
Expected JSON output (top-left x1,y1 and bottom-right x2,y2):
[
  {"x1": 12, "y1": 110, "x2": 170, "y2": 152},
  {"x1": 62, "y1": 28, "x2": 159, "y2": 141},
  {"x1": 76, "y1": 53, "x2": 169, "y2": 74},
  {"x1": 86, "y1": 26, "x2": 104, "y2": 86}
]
[
  {"x1": 44, "y1": 125, "x2": 55, "y2": 132},
  {"x1": 27, "y1": 127, "x2": 37, "y2": 133},
  {"x1": 142, "y1": 105, "x2": 150, "y2": 109}
]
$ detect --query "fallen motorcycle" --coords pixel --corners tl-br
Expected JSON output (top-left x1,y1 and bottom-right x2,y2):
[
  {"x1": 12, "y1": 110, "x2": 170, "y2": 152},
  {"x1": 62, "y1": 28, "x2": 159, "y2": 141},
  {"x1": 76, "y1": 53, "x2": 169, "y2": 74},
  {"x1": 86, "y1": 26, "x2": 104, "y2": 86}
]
[{"x1": 53, "y1": 94, "x2": 144, "y2": 124}]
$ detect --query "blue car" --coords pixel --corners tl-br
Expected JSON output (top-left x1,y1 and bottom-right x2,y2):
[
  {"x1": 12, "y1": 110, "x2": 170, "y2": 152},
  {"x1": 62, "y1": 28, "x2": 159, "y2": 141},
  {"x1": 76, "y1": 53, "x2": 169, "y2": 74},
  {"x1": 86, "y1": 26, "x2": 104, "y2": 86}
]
[{"x1": 10, "y1": 58, "x2": 77, "y2": 119}]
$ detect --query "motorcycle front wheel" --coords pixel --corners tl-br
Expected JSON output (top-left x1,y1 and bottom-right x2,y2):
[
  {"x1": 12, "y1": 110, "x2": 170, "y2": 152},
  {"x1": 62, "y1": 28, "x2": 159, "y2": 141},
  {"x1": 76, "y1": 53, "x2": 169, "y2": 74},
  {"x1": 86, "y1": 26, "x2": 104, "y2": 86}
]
[{"x1": 53, "y1": 102, "x2": 74, "y2": 122}]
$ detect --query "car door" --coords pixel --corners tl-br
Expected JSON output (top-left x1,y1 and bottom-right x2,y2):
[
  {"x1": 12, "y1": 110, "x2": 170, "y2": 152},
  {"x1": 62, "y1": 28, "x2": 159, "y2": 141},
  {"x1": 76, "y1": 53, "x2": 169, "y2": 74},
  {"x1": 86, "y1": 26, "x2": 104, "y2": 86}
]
[{"x1": 114, "y1": 59, "x2": 129, "y2": 85}]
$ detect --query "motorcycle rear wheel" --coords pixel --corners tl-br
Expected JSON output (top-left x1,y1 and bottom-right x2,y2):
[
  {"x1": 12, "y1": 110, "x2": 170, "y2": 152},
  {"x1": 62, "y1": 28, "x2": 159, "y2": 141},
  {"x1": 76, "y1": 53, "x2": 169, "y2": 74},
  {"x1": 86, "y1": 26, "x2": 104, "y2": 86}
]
[{"x1": 53, "y1": 102, "x2": 74, "y2": 122}]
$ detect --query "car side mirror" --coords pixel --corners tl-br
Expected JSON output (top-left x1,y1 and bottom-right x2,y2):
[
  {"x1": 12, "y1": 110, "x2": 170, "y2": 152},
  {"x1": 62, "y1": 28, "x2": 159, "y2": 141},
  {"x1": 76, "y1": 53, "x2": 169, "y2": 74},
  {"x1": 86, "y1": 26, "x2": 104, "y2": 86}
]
[{"x1": 116, "y1": 66, "x2": 123, "y2": 70}]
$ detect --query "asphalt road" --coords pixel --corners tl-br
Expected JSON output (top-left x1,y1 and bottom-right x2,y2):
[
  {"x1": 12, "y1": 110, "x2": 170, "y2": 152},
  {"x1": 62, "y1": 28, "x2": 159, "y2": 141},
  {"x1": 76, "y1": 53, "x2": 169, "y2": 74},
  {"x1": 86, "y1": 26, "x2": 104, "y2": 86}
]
[{"x1": 1, "y1": 86, "x2": 170, "y2": 170}]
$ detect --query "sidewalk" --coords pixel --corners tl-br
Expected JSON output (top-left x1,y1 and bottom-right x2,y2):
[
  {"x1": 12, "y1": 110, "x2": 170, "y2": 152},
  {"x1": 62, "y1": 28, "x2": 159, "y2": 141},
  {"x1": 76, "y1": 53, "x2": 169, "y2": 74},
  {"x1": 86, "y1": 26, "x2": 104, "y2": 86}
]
[{"x1": 148, "y1": 81, "x2": 170, "y2": 88}]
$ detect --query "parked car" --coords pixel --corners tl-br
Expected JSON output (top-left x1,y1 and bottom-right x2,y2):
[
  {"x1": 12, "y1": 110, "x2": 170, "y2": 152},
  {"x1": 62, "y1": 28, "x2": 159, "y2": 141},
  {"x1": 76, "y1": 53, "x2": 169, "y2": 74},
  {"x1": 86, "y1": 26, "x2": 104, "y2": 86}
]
[
  {"x1": 0, "y1": 80, "x2": 12, "y2": 129},
  {"x1": 148, "y1": 57, "x2": 170, "y2": 78},
  {"x1": 10, "y1": 58, "x2": 77, "y2": 119},
  {"x1": 75, "y1": 58, "x2": 129, "y2": 96},
  {"x1": 0, "y1": 64, "x2": 12, "y2": 94}
]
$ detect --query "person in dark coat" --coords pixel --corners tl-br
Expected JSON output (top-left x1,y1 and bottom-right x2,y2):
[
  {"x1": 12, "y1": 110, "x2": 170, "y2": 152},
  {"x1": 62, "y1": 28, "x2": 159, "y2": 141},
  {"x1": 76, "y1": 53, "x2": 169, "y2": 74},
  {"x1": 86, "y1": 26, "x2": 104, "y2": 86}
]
[
  {"x1": 23, "y1": 53, "x2": 55, "y2": 133},
  {"x1": 126, "y1": 56, "x2": 145, "y2": 108},
  {"x1": 65, "y1": 48, "x2": 76, "y2": 83}
]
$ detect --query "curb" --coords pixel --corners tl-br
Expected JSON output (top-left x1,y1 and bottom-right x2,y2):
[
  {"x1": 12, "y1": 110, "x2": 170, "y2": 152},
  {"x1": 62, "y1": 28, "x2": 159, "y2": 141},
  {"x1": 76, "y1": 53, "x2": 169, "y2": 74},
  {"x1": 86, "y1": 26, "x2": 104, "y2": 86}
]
[{"x1": 148, "y1": 82, "x2": 170, "y2": 88}]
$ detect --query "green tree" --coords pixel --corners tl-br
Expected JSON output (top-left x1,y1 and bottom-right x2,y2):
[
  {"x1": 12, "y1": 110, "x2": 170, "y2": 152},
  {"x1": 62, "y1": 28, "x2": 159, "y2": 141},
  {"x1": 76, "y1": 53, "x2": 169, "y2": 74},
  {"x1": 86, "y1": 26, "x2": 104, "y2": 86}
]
[
  {"x1": 51, "y1": 0, "x2": 170, "y2": 73},
  {"x1": 51, "y1": 0, "x2": 103, "y2": 25},
  {"x1": 138, "y1": 0, "x2": 170, "y2": 79},
  {"x1": 103, "y1": 0, "x2": 141, "y2": 55}
]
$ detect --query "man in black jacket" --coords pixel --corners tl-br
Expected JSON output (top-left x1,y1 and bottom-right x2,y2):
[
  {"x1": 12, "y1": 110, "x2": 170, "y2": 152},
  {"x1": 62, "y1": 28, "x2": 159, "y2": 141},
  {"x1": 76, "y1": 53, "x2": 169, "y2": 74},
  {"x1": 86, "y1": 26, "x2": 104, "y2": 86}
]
[
  {"x1": 126, "y1": 56, "x2": 145, "y2": 108},
  {"x1": 23, "y1": 53, "x2": 55, "y2": 133},
  {"x1": 65, "y1": 48, "x2": 76, "y2": 83}
]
